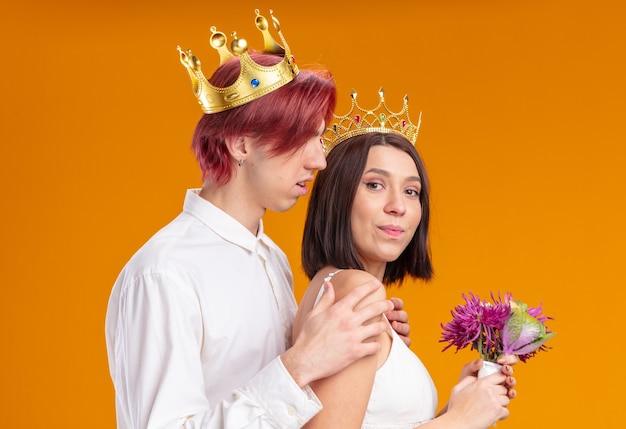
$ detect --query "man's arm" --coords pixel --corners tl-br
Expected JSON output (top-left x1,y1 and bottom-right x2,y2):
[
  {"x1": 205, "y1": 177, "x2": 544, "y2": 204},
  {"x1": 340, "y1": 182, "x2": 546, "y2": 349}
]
[
  {"x1": 106, "y1": 272, "x2": 322, "y2": 429},
  {"x1": 107, "y1": 274, "x2": 391, "y2": 428}
]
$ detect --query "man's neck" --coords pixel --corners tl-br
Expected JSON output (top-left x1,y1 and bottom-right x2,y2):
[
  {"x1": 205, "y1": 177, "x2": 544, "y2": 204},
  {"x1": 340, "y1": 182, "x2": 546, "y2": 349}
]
[{"x1": 198, "y1": 182, "x2": 264, "y2": 235}]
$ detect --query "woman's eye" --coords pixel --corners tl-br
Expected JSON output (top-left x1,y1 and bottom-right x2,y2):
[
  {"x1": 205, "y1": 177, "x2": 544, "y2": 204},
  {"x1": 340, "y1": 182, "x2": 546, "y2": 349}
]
[
  {"x1": 406, "y1": 189, "x2": 420, "y2": 197},
  {"x1": 365, "y1": 182, "x2": 382, "y2": 190}
]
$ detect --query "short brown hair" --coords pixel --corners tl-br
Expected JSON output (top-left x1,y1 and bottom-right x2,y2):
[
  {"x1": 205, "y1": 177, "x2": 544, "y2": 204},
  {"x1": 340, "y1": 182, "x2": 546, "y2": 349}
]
[{"x1": 302, "y1": 132, "x2": 433, "y2": 285}]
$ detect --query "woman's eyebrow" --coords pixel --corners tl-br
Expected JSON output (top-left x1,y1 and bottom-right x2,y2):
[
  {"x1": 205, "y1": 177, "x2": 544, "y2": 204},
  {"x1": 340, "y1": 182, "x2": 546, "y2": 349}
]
[{"x1": 364, "y1": 168, "x2": 421, "y2": 183}]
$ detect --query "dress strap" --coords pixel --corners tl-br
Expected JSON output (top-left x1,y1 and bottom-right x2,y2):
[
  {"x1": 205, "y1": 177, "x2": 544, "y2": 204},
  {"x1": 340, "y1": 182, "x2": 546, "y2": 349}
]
[
  {"x1": 323, "y1": 269, "x2": 343, "y2": 283},
  {"x1": 314, "y1": 269, "x2": 344, "y2": 306}
]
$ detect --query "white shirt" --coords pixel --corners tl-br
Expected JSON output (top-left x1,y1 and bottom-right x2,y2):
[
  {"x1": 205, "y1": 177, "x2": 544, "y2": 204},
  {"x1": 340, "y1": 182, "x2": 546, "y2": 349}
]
[{"x1": 105, "y1": 189, "x2": 322, "y2": 428}]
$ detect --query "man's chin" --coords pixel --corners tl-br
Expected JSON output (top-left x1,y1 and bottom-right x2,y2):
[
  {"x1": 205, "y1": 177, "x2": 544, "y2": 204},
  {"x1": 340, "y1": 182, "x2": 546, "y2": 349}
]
[{"x1": 269, "y1": 198, "x2": 300, "y2": 214}]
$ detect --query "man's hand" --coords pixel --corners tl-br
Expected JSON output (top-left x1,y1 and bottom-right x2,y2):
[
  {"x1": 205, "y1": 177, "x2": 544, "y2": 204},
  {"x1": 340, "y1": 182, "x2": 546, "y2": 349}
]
[
  {"x1": 282, "y1": 280, "x2": 393, "y2": 388},
  {"x1": 386, "y1": 297, "x2": 411, "y2": 346}
]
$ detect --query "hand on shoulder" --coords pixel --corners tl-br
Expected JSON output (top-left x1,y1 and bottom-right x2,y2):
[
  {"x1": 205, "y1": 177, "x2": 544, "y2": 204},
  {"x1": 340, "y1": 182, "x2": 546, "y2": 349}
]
[
  {"x1": 286, "y1": 268, "x2": 392, "y2": 387},
  {"x1": 325, "y1": 269, "x2": 387, "y2": 310}
]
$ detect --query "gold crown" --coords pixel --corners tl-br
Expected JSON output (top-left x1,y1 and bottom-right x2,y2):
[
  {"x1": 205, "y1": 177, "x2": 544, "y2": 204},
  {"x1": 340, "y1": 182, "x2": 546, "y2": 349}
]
[
  {"x1": 177, "y1": 9, "x2": 299, "y2": 114},
  {"x1": 322, "y1": 88, "x2": 422, "y2": 155}
]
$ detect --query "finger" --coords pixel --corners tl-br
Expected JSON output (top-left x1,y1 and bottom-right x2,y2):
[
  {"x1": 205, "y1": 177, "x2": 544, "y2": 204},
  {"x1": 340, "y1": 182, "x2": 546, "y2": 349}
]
[
  {"x1": 389, "y1": 320, "x2": 410, "y2": 337},
  {"x1": 507, "y1": 388, "x2": 517, "y2": 399},
  {"x1": 501, "y1": 364, "x2": 514, "y2": 376},
  {"x1": 505, "y1": 376, "x2": 516, "y2": 389},
  {"x1": 385, "y1": 309, "x2": 408, "y2": 324},
  {"x1": 493, "y1": 384, "x2": 508, "y2": 396},
  {"x1": 351, "y1": 339, "x2": 382, "y2": 360},
  {"x1": 335, "y1": 280, "x2": 384, "y2": 311},
  {"x1": 499, "y1": 392, "x2": 511, "y2": 407},
  {"x1": 459, "y1": 359, "x2": 482, "y2": 380},
  {"x1": 454, "y1": 372, "x2": 476, "y2": 389},
  {"x1": 498, "y1": 406, "x2": 511, "y2": 421},
  {"x1": 389, "y1": 297, "x2": 405, "y2": 312},
  {"x1": 396, "y1": 331, "x2": 411, "y2": 347},
  {"x1": 484, "y1": 372, "x2": 508, "y2": 385},
  {"x1": 497, "y1": 354, "x2": 519, "y2": 366},
  {"x1": 353, "y1": 299, "x2": 394, "y2": 325},
  {"x1": 314, "y1": 282, "x2": 336, "y2": 311},
  {"x1": 357, "y1": 320, "x2": 389, "y2": 342},
  {"x1": 388, "y1": 320, "x2": 411, "y2": 346}
]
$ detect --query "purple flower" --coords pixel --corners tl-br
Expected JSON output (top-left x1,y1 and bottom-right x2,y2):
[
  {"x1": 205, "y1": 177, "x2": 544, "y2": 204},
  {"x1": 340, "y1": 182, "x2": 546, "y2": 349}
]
[
  {"x1": 440, "y1": 293, "x2": 484, "y2": 351},
  {"x1": 440, "y1": 292, "x2": 555, "y2": 363}
]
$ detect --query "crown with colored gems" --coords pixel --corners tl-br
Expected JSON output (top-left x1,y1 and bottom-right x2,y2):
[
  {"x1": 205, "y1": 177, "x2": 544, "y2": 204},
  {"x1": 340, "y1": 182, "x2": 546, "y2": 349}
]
[
  {"x1": 322, "y1": 88, "x2": 422, "y2": 155},
  {"x1": 177, "y1": 9, "x2": 299, "y2": 114}
]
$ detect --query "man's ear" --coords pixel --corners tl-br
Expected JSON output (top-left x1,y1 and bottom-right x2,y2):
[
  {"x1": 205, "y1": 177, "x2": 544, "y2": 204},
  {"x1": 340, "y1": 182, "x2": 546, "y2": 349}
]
[{"x1": 225, "y1": 135, "x2": 249, "y2": 163}]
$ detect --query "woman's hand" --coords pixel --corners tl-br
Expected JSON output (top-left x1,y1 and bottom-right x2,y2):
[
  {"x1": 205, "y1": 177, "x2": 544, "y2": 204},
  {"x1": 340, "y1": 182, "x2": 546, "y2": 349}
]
[
  {"x1": 443, "y1": 369, "x2": 512, "y2": 429},
  {"x1": 437, "y1": 357, "x2": 518, "y2": 428},
  {"x1": 459, "y1": 357, "x2": 518, "y2": 399}
]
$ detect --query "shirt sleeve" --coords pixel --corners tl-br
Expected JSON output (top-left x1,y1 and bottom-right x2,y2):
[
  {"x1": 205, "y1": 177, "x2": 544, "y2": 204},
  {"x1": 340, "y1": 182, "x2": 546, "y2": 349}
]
[
  {"x1": 199, "y1": 358, "x2": 322, "y2": 429},
  {"x1": 107, "y1": 271, "x2": 322, "y2": 429}
]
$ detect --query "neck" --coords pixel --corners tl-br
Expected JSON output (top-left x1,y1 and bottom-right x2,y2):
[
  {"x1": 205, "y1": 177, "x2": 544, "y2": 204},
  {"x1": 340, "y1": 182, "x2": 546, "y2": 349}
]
[
  {"x1": 199, "y1": 180, "x2": 265, "y2": 235},
  {"x1": 362, "y1": 261, "x2": 387, "y2": 283}
]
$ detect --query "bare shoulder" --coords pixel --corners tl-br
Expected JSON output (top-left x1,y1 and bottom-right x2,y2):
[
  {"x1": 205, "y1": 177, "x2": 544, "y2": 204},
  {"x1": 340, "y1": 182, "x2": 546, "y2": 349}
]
[
  {"x1": 330, "y1": 269, "x2": 386, "y2": 309},
  {"x1": 295, "y1": 268, "x2": 386, "y2": 335}
]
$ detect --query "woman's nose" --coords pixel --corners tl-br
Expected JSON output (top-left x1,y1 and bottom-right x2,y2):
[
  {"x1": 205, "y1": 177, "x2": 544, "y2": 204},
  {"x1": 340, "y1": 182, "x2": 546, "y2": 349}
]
[{"x1": 385, "y1": 195, "x2": 406, "y2": 215}]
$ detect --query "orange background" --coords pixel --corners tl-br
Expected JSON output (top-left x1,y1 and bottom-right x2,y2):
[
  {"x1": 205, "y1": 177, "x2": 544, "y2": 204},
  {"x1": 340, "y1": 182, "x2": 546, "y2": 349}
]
[{"x1": 1, "y1": 0, "x2": 624, "y2": 427}]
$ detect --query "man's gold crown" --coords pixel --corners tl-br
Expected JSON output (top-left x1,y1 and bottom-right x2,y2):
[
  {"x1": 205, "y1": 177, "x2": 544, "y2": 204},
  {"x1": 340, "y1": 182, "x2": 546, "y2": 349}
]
[
  {"x1": 177, "y1": 9, "x2": 299, "y2": 114},
  {"x1": 322, "y1": 88, "x2": 422, "y2": 155}
]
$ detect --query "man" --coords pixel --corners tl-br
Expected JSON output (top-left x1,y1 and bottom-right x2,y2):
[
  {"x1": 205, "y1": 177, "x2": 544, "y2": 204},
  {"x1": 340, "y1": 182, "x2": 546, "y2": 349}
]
[{"x1": 106, "y1": 10, "x2": 409, "y2": 428}]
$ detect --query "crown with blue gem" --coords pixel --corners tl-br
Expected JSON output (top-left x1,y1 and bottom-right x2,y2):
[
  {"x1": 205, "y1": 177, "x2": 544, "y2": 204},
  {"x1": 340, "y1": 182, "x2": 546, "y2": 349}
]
[
  {"x1": 177, "y1": 9, "x2": 299, "y2": 114},
  {"x1": 322, "y1": 88, "x2": 422, "y2": 155}
]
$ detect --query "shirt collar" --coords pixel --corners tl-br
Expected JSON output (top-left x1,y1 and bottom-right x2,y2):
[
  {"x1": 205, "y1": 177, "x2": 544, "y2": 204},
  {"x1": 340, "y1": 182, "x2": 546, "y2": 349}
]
[{"x1": 183, "y1": 189, "x2": 269, "y2": 252}]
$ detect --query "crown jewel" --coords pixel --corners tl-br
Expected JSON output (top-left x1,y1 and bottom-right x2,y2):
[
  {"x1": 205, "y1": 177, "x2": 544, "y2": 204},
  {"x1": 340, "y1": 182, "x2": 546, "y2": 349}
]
[
  {"x1": 177, "y1": 9, "x2": 299, "y2": 114},
  {"x1": 322, "y1": 88, "x2": 422, "y2": 155}
]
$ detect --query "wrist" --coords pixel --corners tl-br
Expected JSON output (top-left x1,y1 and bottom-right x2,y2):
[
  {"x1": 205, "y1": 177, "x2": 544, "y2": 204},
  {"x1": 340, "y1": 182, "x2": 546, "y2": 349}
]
[
  {"x1": 424, "y1": 412, "x2": 468, "y2": 429},
  {"x1": 280, "y1": 346, "x2": 313, "y2": 388}
]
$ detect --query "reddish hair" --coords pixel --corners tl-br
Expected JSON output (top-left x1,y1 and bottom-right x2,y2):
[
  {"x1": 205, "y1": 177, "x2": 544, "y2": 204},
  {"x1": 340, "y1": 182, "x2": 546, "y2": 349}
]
[{"x1": 191, "y1": 53, "x2": 336, "y2": 186}]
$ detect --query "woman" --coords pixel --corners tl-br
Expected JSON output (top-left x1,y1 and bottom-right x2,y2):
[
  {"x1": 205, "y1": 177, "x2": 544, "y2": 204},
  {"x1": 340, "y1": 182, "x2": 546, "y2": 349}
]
[{"x1": 293, "y1": 91, "x2": 516, "y2": 429}]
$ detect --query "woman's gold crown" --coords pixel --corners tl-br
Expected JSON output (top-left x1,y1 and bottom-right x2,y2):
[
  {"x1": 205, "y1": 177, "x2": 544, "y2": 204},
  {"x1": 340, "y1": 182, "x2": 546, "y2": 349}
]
[
  {"x1": 322, "y1": 88, "x2": 422, "y2": 155},
  {"x1": 177, "y1": 9, "x2": 299, "y2": 114}
]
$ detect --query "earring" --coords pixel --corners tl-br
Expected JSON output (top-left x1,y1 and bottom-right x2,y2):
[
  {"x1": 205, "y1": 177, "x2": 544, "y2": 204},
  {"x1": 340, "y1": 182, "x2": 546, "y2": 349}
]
[{"x1": 238, "y1": 159, "x2": 244, "y2": 167}]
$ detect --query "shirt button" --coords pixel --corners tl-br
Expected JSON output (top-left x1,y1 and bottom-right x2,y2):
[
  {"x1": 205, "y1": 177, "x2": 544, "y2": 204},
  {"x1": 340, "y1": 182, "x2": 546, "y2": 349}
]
[
  {"x1": 287, "y1": 406, "x2": 296, "y2": 416},
  {"x1": 298, "y1": 417, "x2": 306, "y2": 425}
]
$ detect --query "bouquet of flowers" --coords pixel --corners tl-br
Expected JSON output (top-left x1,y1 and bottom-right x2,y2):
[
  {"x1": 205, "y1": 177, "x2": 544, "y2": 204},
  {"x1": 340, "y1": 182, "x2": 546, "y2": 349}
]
[{"x1": 440, "y1": 292, "x2": 555, "y2": 364}]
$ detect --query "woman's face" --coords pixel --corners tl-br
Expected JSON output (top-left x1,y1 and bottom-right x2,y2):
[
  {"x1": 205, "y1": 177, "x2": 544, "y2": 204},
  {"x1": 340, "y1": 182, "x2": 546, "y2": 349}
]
[{"x1": 350, "y1": 144, "x2": 422, "y2": 277}]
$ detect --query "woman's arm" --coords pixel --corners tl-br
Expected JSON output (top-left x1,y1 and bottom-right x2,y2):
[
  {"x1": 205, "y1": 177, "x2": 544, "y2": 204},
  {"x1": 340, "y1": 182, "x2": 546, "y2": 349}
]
[{"x1": 295, "y1": 269, "x2": 390, "y2": 429}]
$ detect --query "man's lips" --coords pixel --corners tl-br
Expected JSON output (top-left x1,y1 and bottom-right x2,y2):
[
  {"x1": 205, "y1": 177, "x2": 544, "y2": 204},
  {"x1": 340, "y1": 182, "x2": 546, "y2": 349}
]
[{"x1": 297, "y1": 177, "x2": 314, "y2": 187}]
